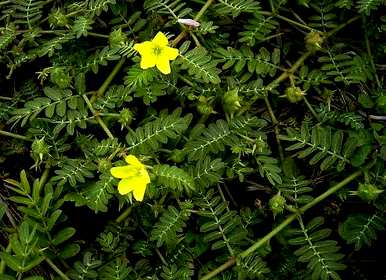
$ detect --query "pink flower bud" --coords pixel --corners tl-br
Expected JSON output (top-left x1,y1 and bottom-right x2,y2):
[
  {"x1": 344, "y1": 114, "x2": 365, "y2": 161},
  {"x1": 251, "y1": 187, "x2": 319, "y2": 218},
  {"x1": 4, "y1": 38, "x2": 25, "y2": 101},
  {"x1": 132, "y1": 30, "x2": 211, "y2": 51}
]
[{"x1": 177, "y1": 18, "x2": 200, "y2": 28}]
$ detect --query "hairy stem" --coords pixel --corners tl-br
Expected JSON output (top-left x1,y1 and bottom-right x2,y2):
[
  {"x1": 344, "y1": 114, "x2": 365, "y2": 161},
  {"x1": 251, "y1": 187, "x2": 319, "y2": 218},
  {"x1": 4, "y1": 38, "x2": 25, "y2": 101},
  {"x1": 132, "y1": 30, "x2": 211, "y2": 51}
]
[
  {"x1": 303, "y1": 96, "x2": 321, "y2": 122},
  {"x1": 200, "y1": 257, "x2": 236, "y2": 280},
  {"x1": 45, "y1": 258, "x2": 71, "y2": 280},
  {"x1": 260, "y1": 11, "x2": 319, "y2": 32},
  {"x1": 363, "y1": 17, "x2": 381, "y2": 89},
  {"x1": 87, "y1": 32, "x2": 109, "y2": 38},
  {"x1": 0, "y1": 130, "x2": 31, "y2": 141},
  {"x1": 91, "y1": 57, "x2": 127, "y2": 103},
  {"x1": 326, "y1": 15, "x2": 361, "y2": 38},
  {"x1": 264, "y1": 96, "x2": 284, "y2": 163},
  {"x1": 83, "y1": 95, "x2": 114, "y2": 139},
  {"x1": 0, "y1": 242, "x2": 12, "y2": 274},
  {"x1": 201, "y1": 169, "x2": 363, "y2": 279},
  {"x1": 115, "y1": 207, "x2": 132, "y2": 223}
]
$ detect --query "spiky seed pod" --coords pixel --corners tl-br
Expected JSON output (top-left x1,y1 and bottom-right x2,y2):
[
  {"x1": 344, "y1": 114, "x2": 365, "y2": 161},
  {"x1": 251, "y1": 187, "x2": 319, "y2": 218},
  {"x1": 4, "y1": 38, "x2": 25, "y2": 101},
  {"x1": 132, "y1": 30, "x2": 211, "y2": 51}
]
[
  {"x1": 356, "y1": 183, "x2": 383, "y2": 202},
  {"x1": 109, "y1": 28, "x2": 127, "y2": 48},
  {"x1": 119, "y1": 108, "x2": 133, "y2": 128},
  {"x1": 305, "y1": 31, "x2": 324, "y2": 51},
  {"x1": 269, "y1": 192, "x2": 286, "y2": 217},
  {"x1": 31, "y1": 138, "x2": 49, "y2": 162},
  {"x1": 197, "y1": 96, "x2": 214, "y2": 116},
  {"x1": 285, "y1": 86, "x2": 305, "y2": 103},
  {"x1": 48, "y1": 10, "x2": 69, "y2": 28},
  {"x1": 223, "y1": 89, "x2": 241, "y2": 115}
]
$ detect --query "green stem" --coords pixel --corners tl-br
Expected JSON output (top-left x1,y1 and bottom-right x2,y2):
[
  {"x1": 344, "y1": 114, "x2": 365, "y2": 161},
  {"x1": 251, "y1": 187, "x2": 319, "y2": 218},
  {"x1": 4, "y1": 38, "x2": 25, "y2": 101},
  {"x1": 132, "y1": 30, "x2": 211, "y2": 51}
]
[
  {"x1": 178, "y1": 75, "x2": 194, "y2": 87},
  {"x1": 264, "y1": 96, "x2": 284, "y2": 163},
  {"x1": 91, "y1": 57, "x2": 127, "y2": 103},
  {"x1": 191, "y1": 32, "x2": 201, "y2": 47},
  {"x1": 0, "y1": 242, "x2": 12, "y2": 273},
  {"x1": 195, "y1": 0, "x2": 215, "y2": 21},
  {"x1": 88, "y1": 32, "x2": 109, "y2": 38},
  {"x1": 115, "y1": 207, "x2": 131, "y2": 223},
  {"x1": 363, "y1": 17, "x2": 381, "y2": 89},
  {"x1": 303, "y1": 96, "x2": 320, "y2": 122},
  {"x1": 264, "y1": 96, "x2": 278, "y2": 125},
  {"x1": 0, "y1": 96, "x2": 12, "y2": 101},
  {"x1": 238, "y1": 50, "x2": 312, "y2": 116},
  {"x1": 326, "y1": 16, "x2": 361, "y2": 38},
  {"x1": 200, "y1": 257, "x2": 236, "y2": 280},
  {"x1": 201, "y1": 169, "x2": 363, "y2": 279},
  {"x1": 82, "y1": 95, "x2": 115, "y2": 139},
  {"x1": 260, "y1": 11, "x2": 318, "y2": 32},
  {"x1": 45, "y1": 258, "x2": 71, "y2": 280},
  {"x1": 299, "y1": 170, "x2": 362, "y2": 212},
  {"x1": 0, "y1": 130, "x2": 31, "y2": 141},
  {"x1": 99, "y1": 112, "x2": 120, "y2": 118}
]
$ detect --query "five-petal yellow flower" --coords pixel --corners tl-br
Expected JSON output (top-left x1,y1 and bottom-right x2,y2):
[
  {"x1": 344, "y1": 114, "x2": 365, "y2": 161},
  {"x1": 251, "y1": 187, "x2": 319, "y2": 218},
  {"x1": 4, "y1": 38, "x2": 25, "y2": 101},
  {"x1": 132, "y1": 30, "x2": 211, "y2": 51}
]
[
  {"x1": 110, "y1": 155, "x2": 150, "y2": 201},
  {"x1": 133, "y1": 31, "x2": 179, "y2": 74}
]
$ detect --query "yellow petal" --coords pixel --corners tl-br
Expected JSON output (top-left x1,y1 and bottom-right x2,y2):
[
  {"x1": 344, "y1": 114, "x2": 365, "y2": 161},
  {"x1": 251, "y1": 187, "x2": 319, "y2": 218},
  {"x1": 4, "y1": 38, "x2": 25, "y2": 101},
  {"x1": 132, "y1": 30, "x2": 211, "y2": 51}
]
[
  {"x1": 125, "y1": 155, "x2": 143, "y2": 168},
  {"x1": 132, "y1": 181, "x2": 147, "y2": 201},
  {"x1": 111, "y1": 166, "x2": 137, "y2": 179},
  {"x1": 152, "y1": 32, "x2": 168, "y2": 47},
  {"x1": 117, "y1": 178, "x2": 135, "y2": 195},
  {"x1": 156, "y1": 58, "x2": 171, "y2": 74},
  {"x1": 140, "y1": 53, "x2": 156, "y2": 69},
  {"x1": 163, "y1": 46, "x2": 179, "y2": 60},
  {"x1": 139, "y1": 169, "x2": 151, "y2": 184},
  {"x1": 133, "y1": 41, "x2": 152, "y2": 56}
]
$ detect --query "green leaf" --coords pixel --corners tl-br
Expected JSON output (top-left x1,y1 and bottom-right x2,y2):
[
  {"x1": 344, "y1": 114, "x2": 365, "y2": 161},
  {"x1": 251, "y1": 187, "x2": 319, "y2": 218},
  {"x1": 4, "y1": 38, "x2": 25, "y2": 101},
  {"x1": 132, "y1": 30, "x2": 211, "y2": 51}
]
[
  {"x1": 19, "y1": 170, "x2": 30, "y2": 194},
  {"x1": 58, "y1": 243, "x2": 80, "y2": 259},
  {"x1": 0, "y1": 253, "x2": 23, "y2": 272},
  {"x1": 52, "y1": 227, "x2": 76, "y2": 245}
]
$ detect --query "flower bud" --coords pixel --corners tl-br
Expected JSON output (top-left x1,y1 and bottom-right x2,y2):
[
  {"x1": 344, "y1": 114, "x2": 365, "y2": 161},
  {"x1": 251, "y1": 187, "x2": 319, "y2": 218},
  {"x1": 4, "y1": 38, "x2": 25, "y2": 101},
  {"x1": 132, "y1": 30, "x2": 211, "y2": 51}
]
[
  {"x1": 48, "y1": 10, "x2": 69, "y2": 28},
  {"x1": 50, "y1": 67, "x2": 71, "y2": 89},
  {"x1": 109, "y1": 28, "x2": 127, "y2": 48},
  {"x1": 169, "y1": 149, "x2": 185, "y2": 163},
  {"x1": 98, "y1": 159, "x2": 112, "y2": 173},
  {"x1": 269, "y1": 193, "x2": 286, "y2": 217},
  {"x1": 285, "y1": 86, "x2": 305, "y2": 103},
  {"x1": 197, "y1": 96, "x2": 214, "y2": 116},
  {"x1": 356, "y1": 183, "x2": 383, "y2": 202},
  {"x1": 177, "y1": 18, "x2": 200, "y2": 28},
  {"x1": 223, "y1": 89, "x2": 241, "y2": 115}
]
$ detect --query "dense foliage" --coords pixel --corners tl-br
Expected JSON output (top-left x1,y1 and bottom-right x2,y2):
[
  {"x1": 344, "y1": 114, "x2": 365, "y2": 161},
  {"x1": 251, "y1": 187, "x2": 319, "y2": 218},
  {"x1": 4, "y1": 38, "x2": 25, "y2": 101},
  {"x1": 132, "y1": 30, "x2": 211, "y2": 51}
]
[{"x1": 1, "y1": 0, "x2": 386, "y2": 279}]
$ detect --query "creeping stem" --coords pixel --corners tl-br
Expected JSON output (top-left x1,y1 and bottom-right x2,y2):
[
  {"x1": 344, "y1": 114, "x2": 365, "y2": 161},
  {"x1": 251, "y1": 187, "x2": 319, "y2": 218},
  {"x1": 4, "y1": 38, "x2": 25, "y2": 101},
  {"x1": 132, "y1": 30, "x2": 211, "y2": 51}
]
[
  {"x1": 45, "y1": 257, "x2": 71, "y2": 280},
  {"x1": 0, "y1": 130, "x2": 31, "y2": 141},
  {"x1": 201, "y1": 169, "x2": 363, "y2": 280},
  {"x1": 82, "y1": 95, "x2": 115, "y2": 139},
  {"x1": 90, "y1": 57, "x2": 127, "y2": 103}
]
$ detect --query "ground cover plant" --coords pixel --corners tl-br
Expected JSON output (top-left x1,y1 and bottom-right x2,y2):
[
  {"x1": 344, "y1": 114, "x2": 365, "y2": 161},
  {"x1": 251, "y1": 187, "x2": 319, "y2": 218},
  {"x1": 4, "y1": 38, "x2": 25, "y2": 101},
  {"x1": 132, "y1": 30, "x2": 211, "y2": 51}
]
[{"x1": 0, "y1": 0, "x2": 386, "y2": 279}]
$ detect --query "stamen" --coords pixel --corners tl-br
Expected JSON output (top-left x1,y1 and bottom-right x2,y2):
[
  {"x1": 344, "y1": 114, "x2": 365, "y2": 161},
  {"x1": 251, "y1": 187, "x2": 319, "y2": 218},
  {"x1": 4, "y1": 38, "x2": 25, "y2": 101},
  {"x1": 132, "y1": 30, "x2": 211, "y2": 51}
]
[{"x1": 153, "y1": 45, "x2": 162, "y2": 56}]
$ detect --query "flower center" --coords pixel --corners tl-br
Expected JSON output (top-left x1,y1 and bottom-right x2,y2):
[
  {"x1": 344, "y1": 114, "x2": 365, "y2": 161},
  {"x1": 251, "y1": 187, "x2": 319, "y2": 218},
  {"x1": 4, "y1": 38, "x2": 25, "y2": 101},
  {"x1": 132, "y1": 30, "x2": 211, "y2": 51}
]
[{"x1": 152, "y1": 45, "x2": 163, "y2": 56}]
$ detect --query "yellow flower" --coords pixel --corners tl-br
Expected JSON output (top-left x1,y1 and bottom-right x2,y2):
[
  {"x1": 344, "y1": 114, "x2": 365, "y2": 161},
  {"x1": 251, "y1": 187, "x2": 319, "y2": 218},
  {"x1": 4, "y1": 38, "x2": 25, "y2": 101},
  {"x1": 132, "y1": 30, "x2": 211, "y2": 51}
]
[
  {"x1": 133, "y1": 31, "x2": 179, "y2": 74},
  {"x1": 110, "y1": 155, "x2": 150, "y2": 201}
]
